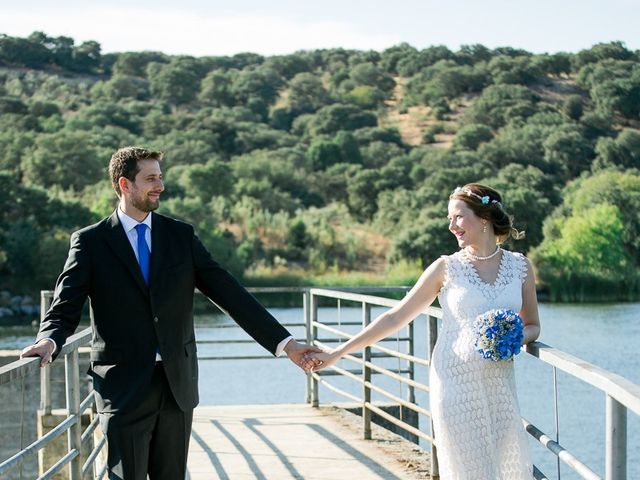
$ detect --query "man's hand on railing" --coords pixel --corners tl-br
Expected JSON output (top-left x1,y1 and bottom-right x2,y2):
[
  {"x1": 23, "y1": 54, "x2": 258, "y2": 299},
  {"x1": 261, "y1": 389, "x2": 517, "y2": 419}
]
[
  {"x1": 20, "y1": 339, "x2": 55, "y2": 367},
  {"x1": 283, "y1": 340, "x2": 323, "y2": 373}
]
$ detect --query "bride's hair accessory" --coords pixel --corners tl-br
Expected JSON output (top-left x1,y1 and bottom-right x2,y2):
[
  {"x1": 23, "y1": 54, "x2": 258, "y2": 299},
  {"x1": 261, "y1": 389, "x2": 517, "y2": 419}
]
[{"x1": 453, "y1": 187, "x2": 502, "y2": 208}]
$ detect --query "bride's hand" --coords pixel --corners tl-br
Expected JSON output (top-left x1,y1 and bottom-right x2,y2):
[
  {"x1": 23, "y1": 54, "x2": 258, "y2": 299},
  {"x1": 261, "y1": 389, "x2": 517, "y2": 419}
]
[{"x1": 302, "y1": 350, "x2": 340, "y2": 372}]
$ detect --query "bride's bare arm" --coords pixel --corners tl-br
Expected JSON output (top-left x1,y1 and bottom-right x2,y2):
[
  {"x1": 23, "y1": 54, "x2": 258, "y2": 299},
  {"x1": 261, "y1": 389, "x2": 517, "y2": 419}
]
[
  {"x1": 520, "y1": 257, "x2": 540, "y2": 344},
  {"x1": 310, "y1": 257, "x2": 446, "y2": 370}
]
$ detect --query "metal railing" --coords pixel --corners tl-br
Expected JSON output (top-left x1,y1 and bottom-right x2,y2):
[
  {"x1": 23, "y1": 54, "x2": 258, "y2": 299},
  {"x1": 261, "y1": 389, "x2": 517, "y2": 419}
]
[
  {"x1": 0, "y1": 286, "x2": 406, "y2": 479},
  {"x1": 0, "y1": 291, "x2": 107, "y2": 480},
  {"x1": 1, "y1": 287, "x2": 639, "y2": 479},
  {"x1": 305, "y1": 288, "x2": 640, "y2": 480}
]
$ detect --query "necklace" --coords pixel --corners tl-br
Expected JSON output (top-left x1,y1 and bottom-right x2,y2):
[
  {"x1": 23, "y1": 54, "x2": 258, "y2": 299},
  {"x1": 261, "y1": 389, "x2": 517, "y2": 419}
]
[{"x1": 465, "y1": 246, "x2": 501, "y2": 261}]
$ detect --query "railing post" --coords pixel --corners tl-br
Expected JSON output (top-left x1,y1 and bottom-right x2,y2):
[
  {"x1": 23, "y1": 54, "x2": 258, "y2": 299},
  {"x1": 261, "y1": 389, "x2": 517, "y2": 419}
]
[
  {"x1": 40, "y1": 291, "x2": 53, "y2": 415},
  {"x1": 605, "y1": 395, "x2": 627, "y2": 480},
  {"x1": 65, "y1": 349, "x2": 82, "y2": 480},
  {"x1": 408, "y1": 320, "x2": 416, "y2": 406},
  {"x1": 553, "y1": 367, "x2": 560, "y2": 480},
  {"x1": 362, "y1": 302, "x2": 372, "y2": 440},
  {"x1": 310, "y1": 292, "x2": 319, "y2": 408},
  {"x1": 428, "y1": 314, "x2": 439, "y2": 479},
  {"x1": 303, "y1": 289, "x2": 312, "y2": 404}
]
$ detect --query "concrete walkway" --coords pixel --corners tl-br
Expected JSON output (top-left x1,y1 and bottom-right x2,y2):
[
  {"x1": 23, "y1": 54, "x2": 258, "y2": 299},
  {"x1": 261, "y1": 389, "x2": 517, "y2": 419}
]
[{"x1": 187, "y1": 404, "x2": 430, "y2": 480}]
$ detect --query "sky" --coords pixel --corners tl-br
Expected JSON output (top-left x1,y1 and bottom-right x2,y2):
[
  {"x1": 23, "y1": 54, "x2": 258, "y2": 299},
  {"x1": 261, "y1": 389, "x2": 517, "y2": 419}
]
[{"x1": 1, "y1": 0, "x2": 639, "y2": 57}]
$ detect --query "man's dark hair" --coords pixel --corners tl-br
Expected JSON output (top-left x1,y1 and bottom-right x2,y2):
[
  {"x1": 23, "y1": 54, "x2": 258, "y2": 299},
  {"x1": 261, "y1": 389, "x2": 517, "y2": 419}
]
[{"x1": 108, "y1": 147, "x2": 163, "y2": 196}]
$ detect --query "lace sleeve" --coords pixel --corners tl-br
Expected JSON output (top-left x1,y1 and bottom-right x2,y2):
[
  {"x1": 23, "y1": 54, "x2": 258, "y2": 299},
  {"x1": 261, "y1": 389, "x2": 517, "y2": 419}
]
[
  {"x1": 438, "y1": 254, "x2": 451, "y2": 294},
  {"x1": 513, "y1": 252, "x2": 528, "y2": 284}
]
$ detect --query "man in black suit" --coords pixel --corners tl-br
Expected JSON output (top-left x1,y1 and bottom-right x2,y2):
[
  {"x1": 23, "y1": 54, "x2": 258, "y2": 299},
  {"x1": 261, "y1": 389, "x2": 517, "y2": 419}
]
[{"x1": 21, "y1": 146, "x2": 319, "y2": 479}]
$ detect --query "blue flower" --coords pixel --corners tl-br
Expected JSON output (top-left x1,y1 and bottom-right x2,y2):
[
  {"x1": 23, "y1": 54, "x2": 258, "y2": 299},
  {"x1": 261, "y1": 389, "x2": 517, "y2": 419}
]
[
  {"x1": 481, "y1": 196, "x2": 490, "y2": 205},
  {"x1": 473, "y1": 309, "x2": 524, "y2": 362}
]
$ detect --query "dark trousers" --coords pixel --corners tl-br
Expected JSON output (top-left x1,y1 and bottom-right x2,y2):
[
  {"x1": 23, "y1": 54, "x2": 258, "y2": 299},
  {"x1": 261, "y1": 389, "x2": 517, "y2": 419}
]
[{"x1": 99, "y1": 363, "x2": 194, "y2": 480}]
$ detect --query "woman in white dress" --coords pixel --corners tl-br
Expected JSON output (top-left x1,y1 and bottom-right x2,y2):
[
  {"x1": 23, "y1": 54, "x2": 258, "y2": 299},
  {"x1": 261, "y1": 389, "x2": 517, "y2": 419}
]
[{"x1": 306, "y1": 183, "x2": 541, "y2": 479}]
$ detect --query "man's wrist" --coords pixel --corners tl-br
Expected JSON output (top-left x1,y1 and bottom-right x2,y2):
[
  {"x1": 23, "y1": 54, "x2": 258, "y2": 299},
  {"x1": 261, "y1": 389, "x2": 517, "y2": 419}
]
[
  {"x1": 41, "y1": 338, "x2": 57, "y2": 355},
  {"x1": 277, "y1": 336, "x2": 295, "y2": 357}
]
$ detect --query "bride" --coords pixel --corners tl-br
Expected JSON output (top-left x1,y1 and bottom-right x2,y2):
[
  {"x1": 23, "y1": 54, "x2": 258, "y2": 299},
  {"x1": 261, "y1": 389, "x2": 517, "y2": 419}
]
[{"x1": 305, "y1": 183, "x2": 540, "y2": 479}]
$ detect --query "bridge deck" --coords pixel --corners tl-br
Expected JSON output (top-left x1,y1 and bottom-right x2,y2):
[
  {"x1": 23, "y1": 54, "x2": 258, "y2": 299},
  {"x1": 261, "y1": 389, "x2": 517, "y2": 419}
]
[{"x1": 187, "y1": 404, "x2": 429, "y2": 480}]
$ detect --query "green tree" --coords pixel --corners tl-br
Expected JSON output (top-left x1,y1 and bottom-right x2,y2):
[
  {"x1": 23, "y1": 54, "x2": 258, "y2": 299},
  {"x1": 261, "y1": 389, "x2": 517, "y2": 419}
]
[
  {"x1": 563, "y1": 94, "x2": 584, "y2": 120},
  {"x1": 343, "y1": 85, "x2": 385, "y2": 109},
  {"x1": 487, "y1": 55, "x2": 541, "y2": 85},
  {"x1": 149, "y1": 59, "x2": 200, "y2": 106},
  {"x1": 285, "y1": 219, "x2": 310, "y2": 257},
  {"x1": 453, "y1": 124, "x2": 493, "y2": 150},
  {"x1": 198, "y1": 69, "x2": 236, "y2": 107},
  {"x1": 307, "y1": 140, "x2": 343, "y2": 171},
  {"x1": 264, "y1": 54, "x2": 313, "y2": 79},
  {"x1": 346, "y1": 169, "x2": 383, "y2": 220},
  {"x1": 478, "y1": 120, "x2": 573, "y2": 179},
  {"x1": 396, "y1": 45, "x2": 455, "y2": 76},
  {"x1": 231, "y1": 148, "x2": 314, "y2": 212},
  {"x1": 93, "y1": 75, "x2": 150, "y2": 101},
  {"x1": 532, "y1": 203, "x2": 637, "y2": 301},
  {"x1": 390, "y1": 208, "x2": 456, "y2": 268},
  {"x1": 307, "y1": 163, "x2": 360, "y2": 204},
  {"x1": 480, "y1": 164, "x2": 558, "y2": 252},
  {"x1": 0, "y1": 33, "x2": 49, "y2": 67},
  {"x1": 231, "y1": 67, "x2": 283, "y2": 116},
  {"x1": 380, "y1": 43, "x2": 418, "y2": 74},
  {"x1": 456, "y1": 44, "x2": 493, "y2": 65},
  {"x1": 176, "y1": 160, "x2": 235, "y2": 202},
  {"x1": 464, "y1": 84, "x2": 540, "y2": 129},
  {"x1": 0, "y1": 129, "x2": 35, "y2": 172},
  {"x1": 531, "y1": 169, "x2": 640, "y2": 300},
  {"x1": 22, "y1": 131, "x2": 102, "y2": 190},
  {"x1": 349, "y1": 62, "x2": 395, "y2": 92},
  {"x1": 580, "y1": 112, "x2": 612, "y2": 140},
  {"x1": 0, "y1": 96, "x2": 28, "y2": 114},
  {"x1": 594, "y1": 129, "x2": 640, "y2": 170},
  {"x1": 306, "y1": 103, "x2": 377, "y2": 136},
  {"x1": 543, "y1": 127, "x2": 594, "y2": 178},
  {"x1": 334, "y1": 131, "x2": 362, "y2": 164},
  {"x1": 72, "y1": 40, "x2": 101, "y2": 72},
  {"x1": 287, "y1": 72, "x2": 329, "y2": 115},
  {"x1": 574, "y1": 41, "x2": 635, "y2": 69},
  {"x1": 578, "y1": 60, "x2": 640, "y2": 119},
  {"x1": 113, "y1": 51, "x2": 168, "y2": 77}
]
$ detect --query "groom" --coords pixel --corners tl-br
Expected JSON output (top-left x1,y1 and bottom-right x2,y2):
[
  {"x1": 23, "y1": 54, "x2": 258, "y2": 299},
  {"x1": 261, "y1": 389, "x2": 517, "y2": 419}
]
[{"x1": 21, "y1": 146, "x2": 319, "y2": 479}]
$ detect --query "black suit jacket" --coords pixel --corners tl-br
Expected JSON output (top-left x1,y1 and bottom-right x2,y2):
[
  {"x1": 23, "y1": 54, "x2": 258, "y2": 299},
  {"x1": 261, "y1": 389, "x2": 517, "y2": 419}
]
[{"x1": 37, "y1": 211, "x2": 291, "y2": 413}]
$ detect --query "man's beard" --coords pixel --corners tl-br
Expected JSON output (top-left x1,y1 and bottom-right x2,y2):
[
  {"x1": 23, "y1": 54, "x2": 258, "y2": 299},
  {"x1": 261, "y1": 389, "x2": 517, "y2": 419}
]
[{"x1": 131, "y1": 194, "x2": 159, "y2": 212}]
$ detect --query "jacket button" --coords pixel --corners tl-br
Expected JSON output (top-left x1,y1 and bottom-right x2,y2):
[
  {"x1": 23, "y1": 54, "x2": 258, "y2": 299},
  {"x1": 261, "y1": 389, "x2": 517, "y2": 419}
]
[{"x1": 154, "y1": 317, "x2": 159, "y2": 323}]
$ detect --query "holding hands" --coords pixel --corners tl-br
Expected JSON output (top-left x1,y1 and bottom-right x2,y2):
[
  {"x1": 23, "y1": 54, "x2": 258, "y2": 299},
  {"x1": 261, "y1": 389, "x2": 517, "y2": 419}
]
[
  {"x1": 300, "y1": 349, "x2": 340, "y2": 372},
  {"x1": 283, "y1": 339, "x2": 325, "y2": 373}
]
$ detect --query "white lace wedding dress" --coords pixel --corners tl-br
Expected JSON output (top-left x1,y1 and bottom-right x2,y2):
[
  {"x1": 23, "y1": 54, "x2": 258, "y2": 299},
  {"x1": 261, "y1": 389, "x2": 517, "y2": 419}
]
[{"x1": 429, "y1": 249, "x2": 534, "y2": 479}]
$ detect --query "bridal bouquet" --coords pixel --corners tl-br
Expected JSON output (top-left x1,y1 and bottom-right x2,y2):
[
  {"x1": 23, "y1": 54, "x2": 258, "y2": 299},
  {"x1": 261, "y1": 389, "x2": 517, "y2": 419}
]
[{"x1": 473, "y1": 309, "x2": 524, "y2": 361}]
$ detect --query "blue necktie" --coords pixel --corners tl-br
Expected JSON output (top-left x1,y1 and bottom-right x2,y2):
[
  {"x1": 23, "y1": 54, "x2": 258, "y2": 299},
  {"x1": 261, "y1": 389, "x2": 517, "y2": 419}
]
[{"x1": 134, "y1": 224, "x2": 150, "y2": 286}]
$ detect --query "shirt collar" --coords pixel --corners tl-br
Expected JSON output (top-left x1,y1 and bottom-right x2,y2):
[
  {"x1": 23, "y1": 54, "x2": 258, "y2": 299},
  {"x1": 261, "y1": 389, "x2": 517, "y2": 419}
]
[{"x1": 117, "y1": 208, "x2": 152, "y2": 233}]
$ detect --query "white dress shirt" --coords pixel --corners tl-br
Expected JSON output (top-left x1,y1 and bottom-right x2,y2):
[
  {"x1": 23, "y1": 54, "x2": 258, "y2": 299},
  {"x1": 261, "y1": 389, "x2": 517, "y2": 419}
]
[{"x1": 117, "y1": 208, "x2": 152, "y2": 261}]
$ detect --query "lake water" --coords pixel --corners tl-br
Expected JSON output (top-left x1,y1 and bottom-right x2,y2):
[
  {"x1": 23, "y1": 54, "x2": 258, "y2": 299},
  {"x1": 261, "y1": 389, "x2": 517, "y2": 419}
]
[{"x1": 2, "y1": 302, "x2": 638, "y2": 479}]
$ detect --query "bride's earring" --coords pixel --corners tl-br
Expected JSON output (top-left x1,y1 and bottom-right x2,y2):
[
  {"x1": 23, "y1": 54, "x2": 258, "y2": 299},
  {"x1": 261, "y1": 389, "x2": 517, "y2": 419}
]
[{"x1": 483, "y1": 222, "x2": 487, "y2": 233}]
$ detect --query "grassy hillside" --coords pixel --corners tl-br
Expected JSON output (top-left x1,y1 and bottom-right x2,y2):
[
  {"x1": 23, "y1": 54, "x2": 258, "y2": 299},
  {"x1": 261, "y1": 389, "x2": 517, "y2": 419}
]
[{"x1": 1, "y1": 33, "x2": 639, "y2": 299}]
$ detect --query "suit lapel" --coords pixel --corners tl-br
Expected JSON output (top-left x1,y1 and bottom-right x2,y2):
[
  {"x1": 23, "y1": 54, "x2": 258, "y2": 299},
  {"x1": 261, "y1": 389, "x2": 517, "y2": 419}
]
[
  {"x1": 104, "y1": 211, "x2": 149, "y2": 297},
  {"x1": 149, "y1": 212, "x2": 168, "y2": 290}
]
